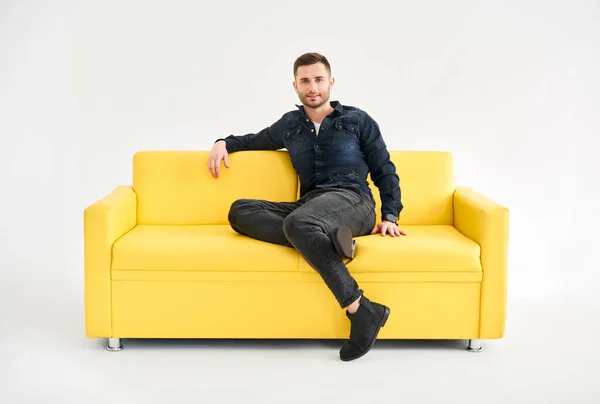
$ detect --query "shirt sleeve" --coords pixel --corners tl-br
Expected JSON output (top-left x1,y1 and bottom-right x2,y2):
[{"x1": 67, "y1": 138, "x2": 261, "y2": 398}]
[
  {"x1": 214, "y1": 114, "x2": 288, "y2": 153},
  {"x1": 359, "y1": 112, "x2": 403, "y2": 220}
]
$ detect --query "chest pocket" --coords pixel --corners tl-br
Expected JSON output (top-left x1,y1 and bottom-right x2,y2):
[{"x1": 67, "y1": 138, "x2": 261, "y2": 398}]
[
  {"x1": 284, "y1": 126, "x2": 304, "y2": 155},
  {"x1": 333, "y1": 120, "x2": 359, "y2": 152}
]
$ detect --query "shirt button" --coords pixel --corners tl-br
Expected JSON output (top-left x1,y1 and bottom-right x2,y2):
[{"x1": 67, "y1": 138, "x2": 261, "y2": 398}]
[
  {"x1": 311, "y1": 129, "x2": 314, "y2": 132},
  {"x1": 315, "y1": 144, "x2": 319, "y2": 148}
]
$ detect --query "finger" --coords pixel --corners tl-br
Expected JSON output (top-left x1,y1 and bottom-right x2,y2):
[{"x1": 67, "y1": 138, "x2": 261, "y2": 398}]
[
  {"x1": 399, "y1": 228, "x2": 407, "y2": 236},
  {"x1": 371, "y1": 225, "x2": 378, "y2": 234},
  {"x1": 382, "y1": 224, "x2": 387, "y2": 236},
  {"x1": 394, "y1": 227, "x2": 401, "y2": 236},
  {"x1": 211, "y1": 160, "x2": 217, "y2": 178},
  {"x1": 223, "y1": 153, "x2": 230, "y2": 168},
  {"x1": 215, "y1": 160, "x2": 220, "y2": 178}
]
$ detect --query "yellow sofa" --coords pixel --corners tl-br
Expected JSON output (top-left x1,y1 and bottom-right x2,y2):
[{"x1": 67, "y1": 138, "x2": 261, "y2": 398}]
[{"x1": 84, "y1": 150, "x2": 509, "y2": 352}]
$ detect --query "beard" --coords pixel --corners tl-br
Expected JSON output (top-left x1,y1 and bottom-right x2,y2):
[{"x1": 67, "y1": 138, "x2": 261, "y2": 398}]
[{"x1": 300, "y1": 90, "x2": 330, "y2": 109}]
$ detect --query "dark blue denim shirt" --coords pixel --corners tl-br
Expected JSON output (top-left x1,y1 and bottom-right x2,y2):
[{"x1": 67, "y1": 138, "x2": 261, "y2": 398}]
[{"x1": 217, "y1": 101, "x2": 403, "y2": 221}]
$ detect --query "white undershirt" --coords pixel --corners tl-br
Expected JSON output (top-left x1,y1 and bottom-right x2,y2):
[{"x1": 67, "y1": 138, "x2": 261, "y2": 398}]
[{"x1": 312, "y1": 121, "x2": 321, "y2": 137}]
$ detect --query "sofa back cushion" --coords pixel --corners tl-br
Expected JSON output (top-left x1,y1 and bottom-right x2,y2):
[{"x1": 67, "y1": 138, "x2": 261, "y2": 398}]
[
  {"x1": 133, "y1": 150, "x2": 298, "y2": 225},
  {"x1": 368, "y1": 151, "x2": 455, "y2": 225},
  {"x1": 132, "y1": 150, "x2": 455, "y2": 226}
]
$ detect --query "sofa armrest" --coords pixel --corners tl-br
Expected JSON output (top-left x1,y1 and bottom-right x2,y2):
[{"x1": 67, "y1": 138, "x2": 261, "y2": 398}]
[
  {"x1": 83, "y1": 185, "x2": 137, "y2": 338},
  {"x1": 453, "y1": 186, "x2": 509, "y2": 339}
]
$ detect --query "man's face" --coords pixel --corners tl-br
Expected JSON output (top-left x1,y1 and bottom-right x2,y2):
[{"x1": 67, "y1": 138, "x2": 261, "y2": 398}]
[{"x1": 293, "y1": 62, "x2": 334, "y2": 109}]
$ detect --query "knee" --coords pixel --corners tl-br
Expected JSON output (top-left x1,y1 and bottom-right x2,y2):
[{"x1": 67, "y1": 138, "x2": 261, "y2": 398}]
[
  {"x1": 283, "y1": 213, "x2": 321, "y2": 240},
  {"x1": 282, "y1": 213, "x2": 299, "y2": 238},
  {"x1": 228, "y1": 199, "x2": 254, "y2": 225}
]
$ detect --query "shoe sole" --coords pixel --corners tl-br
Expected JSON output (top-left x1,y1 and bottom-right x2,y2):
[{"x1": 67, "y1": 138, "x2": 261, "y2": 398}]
[
  {"x1": 340, "y1": 306, "x2": 391, "y2": 362},
  {"x1": 332, "y1": 226, "x2": 354, "y2": 259}
]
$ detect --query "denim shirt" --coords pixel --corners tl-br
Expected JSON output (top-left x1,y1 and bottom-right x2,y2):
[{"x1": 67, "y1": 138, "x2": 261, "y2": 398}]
[{"x1": 217, "y1": 101, "x2": 403, "y2": 221}]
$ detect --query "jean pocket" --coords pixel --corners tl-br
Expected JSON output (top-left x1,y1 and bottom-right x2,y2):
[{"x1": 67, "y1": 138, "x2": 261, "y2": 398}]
[{"x1": 358, "y1": 209, "x2": 376, "y2": 236}]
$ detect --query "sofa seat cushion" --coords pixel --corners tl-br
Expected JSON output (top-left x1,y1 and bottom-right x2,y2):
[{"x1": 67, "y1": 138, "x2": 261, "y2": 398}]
[
  {"x1": 298, "y1": 225, "x2": 482, "y2": 273},
  {"x1": 112, "y1": 225, "x2": 481, "y2": 275},
  {"x1": 112, "y1": 225, "x2": 299, "y2": 272}
]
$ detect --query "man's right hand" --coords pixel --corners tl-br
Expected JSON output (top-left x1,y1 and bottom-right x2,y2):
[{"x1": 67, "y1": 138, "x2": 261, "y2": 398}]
[{"x1": 208, "y1": 140, "x2": 229, "y2": 178}]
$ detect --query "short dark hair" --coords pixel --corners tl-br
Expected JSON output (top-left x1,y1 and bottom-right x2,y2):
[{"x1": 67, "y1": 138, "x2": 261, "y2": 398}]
[{"x1": 293, "y1": 53, "x2": 331, "y2": 79}]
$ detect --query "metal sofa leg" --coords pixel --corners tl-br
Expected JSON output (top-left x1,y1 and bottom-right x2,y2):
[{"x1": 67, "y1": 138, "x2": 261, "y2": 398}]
[
  {"x1": 107, "y1": 338, "x2": 123, "y2": 351},
  {"x1": 466, "y1": 339, "x2": 483, "y2": 352}
]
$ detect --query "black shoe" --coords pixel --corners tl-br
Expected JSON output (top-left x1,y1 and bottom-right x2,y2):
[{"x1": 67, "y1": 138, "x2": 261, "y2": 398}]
[
  {"x1": 339, "y1": 295, "x2": 390, "y2": 361},
  {"x1": 332, "y1": 226, "x2": 356, "y2": 259}
]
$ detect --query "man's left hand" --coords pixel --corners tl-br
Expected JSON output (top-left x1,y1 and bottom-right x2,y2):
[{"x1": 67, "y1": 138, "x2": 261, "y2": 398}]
[{"x1": 371, "y1": 220, "x2": 407, "y2": 237}]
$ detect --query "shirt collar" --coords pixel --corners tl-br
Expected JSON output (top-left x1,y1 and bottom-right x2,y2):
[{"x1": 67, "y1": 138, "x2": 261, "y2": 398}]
[{"x1": 295, "y1": 100, "x2": 344, "y2": 117}]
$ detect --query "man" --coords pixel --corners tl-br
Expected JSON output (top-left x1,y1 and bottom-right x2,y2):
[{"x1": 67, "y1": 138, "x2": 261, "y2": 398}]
[{"x1": 207, "y1": 52, "x2": 406, "y2": 361}]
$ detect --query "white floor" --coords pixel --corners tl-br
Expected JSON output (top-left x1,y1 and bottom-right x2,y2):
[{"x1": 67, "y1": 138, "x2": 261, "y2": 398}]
[{"x1": 2, "y1": 279, "x2": 599, "y2": 404}]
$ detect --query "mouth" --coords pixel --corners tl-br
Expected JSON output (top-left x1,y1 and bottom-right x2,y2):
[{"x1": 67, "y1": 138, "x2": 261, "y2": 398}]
[{"x1": 308, "y1": 94, "x2": 319, "y2": 100}]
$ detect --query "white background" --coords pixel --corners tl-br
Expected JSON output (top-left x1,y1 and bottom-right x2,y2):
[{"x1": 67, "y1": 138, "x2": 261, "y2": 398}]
[{"x1": 1, "y1": 0, "x2": 599, "y2": 402}]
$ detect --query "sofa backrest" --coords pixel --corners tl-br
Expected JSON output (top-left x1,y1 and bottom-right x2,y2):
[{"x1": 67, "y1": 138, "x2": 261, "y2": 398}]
[
  {"x1": 370, "y1": 151, "x2": 455, "y2": 225},
  {"x1": 132, "y1": 150, "x2": 455, "y2": 225},
  {"x1": 133, "y1": 150, "x2": 298, "y2": 225}
]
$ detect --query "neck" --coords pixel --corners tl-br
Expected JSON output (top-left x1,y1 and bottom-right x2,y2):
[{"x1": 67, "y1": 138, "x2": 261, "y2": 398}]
[{"x1": 304, "y1": 102, "x2": 334, "y2": 124}]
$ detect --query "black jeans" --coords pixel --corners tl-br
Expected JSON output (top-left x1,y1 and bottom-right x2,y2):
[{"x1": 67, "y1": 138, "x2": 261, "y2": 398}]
[{"x1": 227, "y1": 185, "x2": 376, "y2": 308}]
